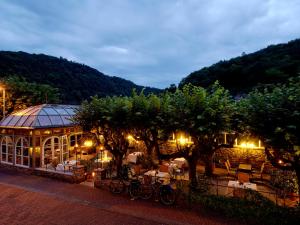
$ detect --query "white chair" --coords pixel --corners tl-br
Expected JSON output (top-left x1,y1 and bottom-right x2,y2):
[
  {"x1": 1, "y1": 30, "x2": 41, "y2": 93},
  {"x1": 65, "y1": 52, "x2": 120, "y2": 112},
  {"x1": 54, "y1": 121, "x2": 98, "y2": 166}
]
[{"x1": 56, "y1": 164, "x2": 64, "y2": 171}]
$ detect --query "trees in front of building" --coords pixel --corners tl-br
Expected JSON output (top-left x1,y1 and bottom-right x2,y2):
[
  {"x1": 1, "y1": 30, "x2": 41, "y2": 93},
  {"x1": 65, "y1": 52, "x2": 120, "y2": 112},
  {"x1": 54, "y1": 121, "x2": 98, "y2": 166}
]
[{"x1": 240, "y1": 77, "x2": 300, "y2": 190}]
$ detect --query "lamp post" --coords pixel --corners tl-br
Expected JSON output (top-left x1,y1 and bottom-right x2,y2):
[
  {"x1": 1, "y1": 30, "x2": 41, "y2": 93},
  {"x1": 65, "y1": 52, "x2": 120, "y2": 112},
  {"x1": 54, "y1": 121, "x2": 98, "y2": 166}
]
[
  {"x1": 75, "y1": 144, "x2": 78, "y2": 166},
  {"x1": 0, "y1": 86, "x2": 5, "y2": 119}
]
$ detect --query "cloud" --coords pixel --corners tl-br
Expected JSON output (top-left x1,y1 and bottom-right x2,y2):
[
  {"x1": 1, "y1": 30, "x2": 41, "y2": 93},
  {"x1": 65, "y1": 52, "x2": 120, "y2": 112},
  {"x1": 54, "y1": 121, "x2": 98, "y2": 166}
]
[{"x1": 0, "y1": 0, "x2": 300, "y2": 88}]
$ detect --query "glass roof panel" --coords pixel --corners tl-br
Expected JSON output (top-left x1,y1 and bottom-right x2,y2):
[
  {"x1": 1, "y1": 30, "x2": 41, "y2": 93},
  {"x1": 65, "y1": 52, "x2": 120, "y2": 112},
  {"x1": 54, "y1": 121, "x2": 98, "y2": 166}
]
[
  {"x1": 54, "y1": 108, "x2": 69, "y2": 115},
  {"x1": 65, "y1": 108, "x2": 76, "y2": 115},
  {"x1": 43, "y1": 107, "x2": 59, "y2": 115},
  {"x1": 61, "y1": 115, "x2": 73, "y2": 125},
  {"x1": 15, "y1": 107, "x2": 33, "y2": 116},
  {"x1": 22, "y1": 115, "x2": 36, "y2": 127},
  {"x1": 49, "y1": 115, "x2": 63, "y2": 126},
  {"x1": 39, "y1": 109, "x2": 48, "y2": 116},
  {"x1": 27, "y1": 107, "x2": 41, "y2": 116},
  {"x1": 38, "y1": 116, "x2": 52, "y2": 127},
  {"x1": 0, "y1": 104, "x2": 79, "y2": 128},
  {"x1": 15, "y1": 115, "x2": 29, "y2": 127},
  {"x1": 6, "y1": 116, "x2": 20, "y2": 126},
  {"x1": 0, "y1": 117, "x2": 13, "y2": 126}
]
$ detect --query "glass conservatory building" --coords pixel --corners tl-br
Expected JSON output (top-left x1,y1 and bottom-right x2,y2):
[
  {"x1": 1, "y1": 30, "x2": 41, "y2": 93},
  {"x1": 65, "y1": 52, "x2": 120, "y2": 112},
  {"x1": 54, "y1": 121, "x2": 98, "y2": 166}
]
[{"x1": 0, "y1": 104, "x2": 82, "y2": 169}]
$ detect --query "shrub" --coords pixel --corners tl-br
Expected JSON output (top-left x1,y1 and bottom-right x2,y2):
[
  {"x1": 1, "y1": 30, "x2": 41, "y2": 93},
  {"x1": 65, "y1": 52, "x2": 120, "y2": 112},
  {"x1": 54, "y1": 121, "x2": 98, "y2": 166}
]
[{"x1": 190, "y1": 190, "x2": 300, "y2": 225}]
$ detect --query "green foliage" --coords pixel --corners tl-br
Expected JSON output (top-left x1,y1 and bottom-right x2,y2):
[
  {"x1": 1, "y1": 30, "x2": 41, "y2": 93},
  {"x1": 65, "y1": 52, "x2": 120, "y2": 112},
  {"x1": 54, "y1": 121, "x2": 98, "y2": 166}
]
[
  {"x1": 73, "y1": 95, "x2": 133, "y2": 175},
  {"x1": 238, "y1": 76, "x2": 300, "y2": 191},
  {"x1": 191, "y1": 191, "x2": 300, "y2": 225},
  {"x1": 0, "y1": 76, "x2": 60, "y2": 117},
  {"x1": 74, "y1": 82, "x2": 235, "y2": 179},
  {"x1": 270, "y1": 170, "x2": 299, "y2": 194},
  {"x1": 79, "y1": 159, "x2": 96, "y2": 172},
  {"x1": 0, "y1": 51, "x2": 160, "y2": 104},
  {"x1": 240, "y1": 77, "x2": 300, "y2": 148},
  {"x1": 168, "y1": 82, "x2": 235, "y2": 139},
  {"x1": 180, "y1": 39, "x2": 300, "y2": 94}
]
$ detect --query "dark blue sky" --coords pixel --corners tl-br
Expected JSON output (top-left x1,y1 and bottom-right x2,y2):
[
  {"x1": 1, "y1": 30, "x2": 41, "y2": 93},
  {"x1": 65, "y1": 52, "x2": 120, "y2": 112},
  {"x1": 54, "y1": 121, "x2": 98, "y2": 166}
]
[{"x1": 1, "y1": 0, "x2": 300, "y2": 88}]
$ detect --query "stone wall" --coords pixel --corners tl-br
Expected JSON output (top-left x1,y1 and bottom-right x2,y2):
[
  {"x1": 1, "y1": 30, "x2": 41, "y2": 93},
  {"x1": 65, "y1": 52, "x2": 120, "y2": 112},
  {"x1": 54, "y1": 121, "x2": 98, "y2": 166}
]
[
  {"x1": 215, "y1": 147, "x2": 274, "y2": 173},
  {"x1": 0, "y1": 163, "x2": 86, "y2": 183}
]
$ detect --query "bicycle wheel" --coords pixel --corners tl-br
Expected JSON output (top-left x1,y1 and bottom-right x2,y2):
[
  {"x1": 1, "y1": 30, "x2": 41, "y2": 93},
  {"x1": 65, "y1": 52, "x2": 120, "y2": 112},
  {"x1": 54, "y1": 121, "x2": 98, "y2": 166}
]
[
  {"x1": 128, "y1": 182, "x2": 141, "y2": 199},
  {"x1": 141, "y1": 184, "x2": 153, "y2": 200},
  {"x1": 109, "y1": 179, "x2": 125, "y2": 194},
  {"x1": 159, "y1": 185, "x2": 176, "y2": 205}
]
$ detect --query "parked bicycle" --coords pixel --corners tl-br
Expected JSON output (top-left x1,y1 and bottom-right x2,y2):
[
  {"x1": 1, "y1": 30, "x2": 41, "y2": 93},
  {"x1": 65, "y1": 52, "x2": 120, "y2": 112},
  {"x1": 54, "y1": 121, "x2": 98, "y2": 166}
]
[
  {"x1": 129, "y1": 171, "x2": 180, "y2": 205},
  {"x1": 109, "y1": 164, "x2": 132, "y2": 194}
]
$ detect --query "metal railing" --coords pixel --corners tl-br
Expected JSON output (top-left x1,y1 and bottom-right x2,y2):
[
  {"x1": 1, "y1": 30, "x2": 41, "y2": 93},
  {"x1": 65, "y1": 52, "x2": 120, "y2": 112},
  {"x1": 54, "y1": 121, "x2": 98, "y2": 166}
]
[{"x1": 195, "y1": 176, "x2": 299, "y2": 208}]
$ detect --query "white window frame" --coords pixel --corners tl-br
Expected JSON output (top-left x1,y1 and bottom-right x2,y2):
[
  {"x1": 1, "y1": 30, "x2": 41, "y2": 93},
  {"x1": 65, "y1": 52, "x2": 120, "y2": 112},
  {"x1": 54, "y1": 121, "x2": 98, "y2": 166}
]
[
  {"x1": 1, "y1": 136, "x2": 14, "y2": 164},
  {"x1": 15, "y1": 137, "x2": 30, "y2": 167}
]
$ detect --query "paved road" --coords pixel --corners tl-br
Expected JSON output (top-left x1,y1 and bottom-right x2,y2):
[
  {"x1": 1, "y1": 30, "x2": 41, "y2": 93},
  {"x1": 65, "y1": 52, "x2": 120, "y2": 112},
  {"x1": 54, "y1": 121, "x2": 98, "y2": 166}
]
[{"x1": 0, "y1": 169, "x2": 241, "y2": 225}]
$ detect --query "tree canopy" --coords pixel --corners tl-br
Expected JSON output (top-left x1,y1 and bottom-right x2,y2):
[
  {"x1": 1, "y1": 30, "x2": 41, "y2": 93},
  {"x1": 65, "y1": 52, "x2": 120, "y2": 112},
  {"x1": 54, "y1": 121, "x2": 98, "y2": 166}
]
[
  {"x1": 0, "y1": 76, "x2": 60, "y2": 119},
  {"x1": 239, "y1": 77, "x2": 300, "y2": 188},
  {"x1": 74, "y1": 83, "x2": 236, "y2": 183}
]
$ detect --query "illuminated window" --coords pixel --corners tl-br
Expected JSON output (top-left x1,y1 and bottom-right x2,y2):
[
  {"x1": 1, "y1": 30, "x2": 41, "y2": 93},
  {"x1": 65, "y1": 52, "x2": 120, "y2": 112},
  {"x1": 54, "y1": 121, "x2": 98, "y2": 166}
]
[
  {"x1": 15, "y1": 137, "x2": 30, "y2": 167},
  {"x1": 1, "y1": 136, "x2": 13, "y2": 164}
]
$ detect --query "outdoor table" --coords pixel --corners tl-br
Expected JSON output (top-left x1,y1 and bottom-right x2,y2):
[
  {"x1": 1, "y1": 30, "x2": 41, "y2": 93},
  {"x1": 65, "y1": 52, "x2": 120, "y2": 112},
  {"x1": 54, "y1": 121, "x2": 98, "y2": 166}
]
[
  {"x1": 127, "y1": 152, "x2": 143, "y2": 163},
  {"x1": 144, "y1": 170, "x2": 170, "y2": 184},
  {"x1": 63, "y1": 160, "x2": 77, "y2": 171},
  {"x1": 238, "y1": 163, "x2": 252, "y2": 173},
  {"x1": 166, "y1": 162, "x2": 179, "y2": 174},
  {"x1": 173, "y1": 157, "x2": 187, "y2": 168},
  {"x1": 228, "y1": 180, "x2": 257, "y2": 191},
  {"x1": 227, "y1": 180, "x2": 257, "y2": 197}
]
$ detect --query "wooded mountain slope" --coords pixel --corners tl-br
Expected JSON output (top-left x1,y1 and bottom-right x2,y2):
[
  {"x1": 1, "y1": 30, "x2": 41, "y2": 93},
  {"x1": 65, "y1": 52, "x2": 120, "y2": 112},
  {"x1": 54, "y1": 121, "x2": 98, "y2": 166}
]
[
  {"x1": 0, "y1": 51, "x2": 159, "y2": 104},
  {"x1": 180, "y1": 39, "x2": 300, "y2": 94}
]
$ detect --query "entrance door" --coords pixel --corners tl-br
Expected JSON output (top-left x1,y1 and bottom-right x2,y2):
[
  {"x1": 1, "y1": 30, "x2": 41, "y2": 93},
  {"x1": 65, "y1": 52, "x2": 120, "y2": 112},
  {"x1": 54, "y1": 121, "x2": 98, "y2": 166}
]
[{"x1": 42, "y1": 136, "x2": 60, "y2": 167}]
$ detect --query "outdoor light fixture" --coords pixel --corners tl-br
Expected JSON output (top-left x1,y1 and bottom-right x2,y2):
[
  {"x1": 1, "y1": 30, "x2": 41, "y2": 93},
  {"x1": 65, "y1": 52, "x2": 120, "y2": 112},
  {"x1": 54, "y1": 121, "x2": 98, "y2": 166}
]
[
  {"x1": 83, "y1": 140, "x2": 93, "y2": 147},
  {"x1": 127, "y1": 134, "x2": 134, "y2": 140},
  {"x1": 169, "y1": 132, "x2": 194, "y2": 147},
  {"x1": 240, "y1": 142, "x2": 255, "y2": 148},
  {"x1": 0, "y1": 85, "x2": 6, "y2": 119},
  {"x1": 235, "y1": 139, "x2": 263, "y2": 149}
]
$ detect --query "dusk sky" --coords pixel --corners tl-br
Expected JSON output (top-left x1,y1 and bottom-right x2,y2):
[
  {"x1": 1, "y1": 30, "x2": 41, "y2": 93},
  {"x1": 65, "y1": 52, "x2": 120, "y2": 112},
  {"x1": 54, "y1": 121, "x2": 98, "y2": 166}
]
[{"x1": 1, "y1": 0, "x2": 300, "y2": 88}]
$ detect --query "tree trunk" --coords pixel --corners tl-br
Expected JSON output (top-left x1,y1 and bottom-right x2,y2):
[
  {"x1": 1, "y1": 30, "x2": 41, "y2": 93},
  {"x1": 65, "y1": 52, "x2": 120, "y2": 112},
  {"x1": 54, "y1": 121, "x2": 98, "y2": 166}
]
[
  {"x1": 188, "y1": 157, "x2": 197, "y2": 187},
  {"x1": 115, "y1": 154, "x2": 123, "y2": 177},
  {"x1": 204, "y1": 152, "x2": 215, "y2": 177}
]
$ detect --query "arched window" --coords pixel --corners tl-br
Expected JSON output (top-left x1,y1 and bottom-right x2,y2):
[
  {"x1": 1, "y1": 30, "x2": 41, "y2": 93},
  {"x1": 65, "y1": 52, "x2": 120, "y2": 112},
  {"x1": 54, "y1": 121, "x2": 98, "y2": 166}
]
[
  {"x1": 1, "y1": 136, "x2": 13, "y2": 164},
  {"x1": 15, "y1": 137, "x2": 30, "y2": 167},
  {"x1": 43, "y1": 137, "x2": 60, "y2": 167},
  {"x1": 62, "y1": 136, "x2": 68, "y2": 161}
]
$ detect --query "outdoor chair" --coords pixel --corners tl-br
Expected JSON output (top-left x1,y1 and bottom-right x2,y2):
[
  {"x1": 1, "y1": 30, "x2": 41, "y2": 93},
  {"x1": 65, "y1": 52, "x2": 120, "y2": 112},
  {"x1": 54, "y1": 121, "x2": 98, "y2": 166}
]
[
  {"x1": 237, "y1": 172, "x2": 250, "y2": 183},
  {"x1": 226, "y1": 159, "x2": 233, "y2": 170},
  {"x1": 159, "y1": 164, "x2": 169, "y2": 173},
  {"x1": 225, "y1": 161, "x2": 236, "y2": 178},
  {"x1": 251, "y1": 162, "x2": 265, "y2": 180}
]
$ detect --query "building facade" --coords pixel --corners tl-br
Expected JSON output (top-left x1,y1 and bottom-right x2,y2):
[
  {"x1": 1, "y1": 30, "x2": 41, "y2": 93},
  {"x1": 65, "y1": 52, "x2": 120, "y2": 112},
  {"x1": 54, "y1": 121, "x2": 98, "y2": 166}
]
[{"x1": 0, "y1": 104, "x2": 82, "y2": 169}]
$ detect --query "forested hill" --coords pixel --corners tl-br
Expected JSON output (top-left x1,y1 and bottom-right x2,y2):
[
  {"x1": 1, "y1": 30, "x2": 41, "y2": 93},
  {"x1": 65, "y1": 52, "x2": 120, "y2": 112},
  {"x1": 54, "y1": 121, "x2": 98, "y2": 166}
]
[
  {"x1": 180, "y1": 39, "x2": 300, "y2": 94},
  {"x1": 0, "y1": 51, "x2": 160, "y2": 104}
]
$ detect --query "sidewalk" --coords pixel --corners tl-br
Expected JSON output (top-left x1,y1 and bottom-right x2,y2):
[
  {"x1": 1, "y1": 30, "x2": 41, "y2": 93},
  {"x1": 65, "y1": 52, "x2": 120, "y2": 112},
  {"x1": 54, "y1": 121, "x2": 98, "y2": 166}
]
[{"x1": 0, "y1": 169, "x2": 241, "y2": 225}]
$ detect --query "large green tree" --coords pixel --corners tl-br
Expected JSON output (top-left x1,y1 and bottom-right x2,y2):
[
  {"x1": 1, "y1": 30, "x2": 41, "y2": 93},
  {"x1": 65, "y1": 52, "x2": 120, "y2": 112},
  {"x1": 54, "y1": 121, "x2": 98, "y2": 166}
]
[
  {"x1": 240, "y1": 77, "x2": 300, "y2": 189},
  {"x1": 73, "y1": 96, "x2": 132, "y2": 176},
  {"x1": 129, "y1": 90, "x2": 170, "y2": 159},
  {"x1": 164, "y1": 83, "x2": 235, "y2": 183}
]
